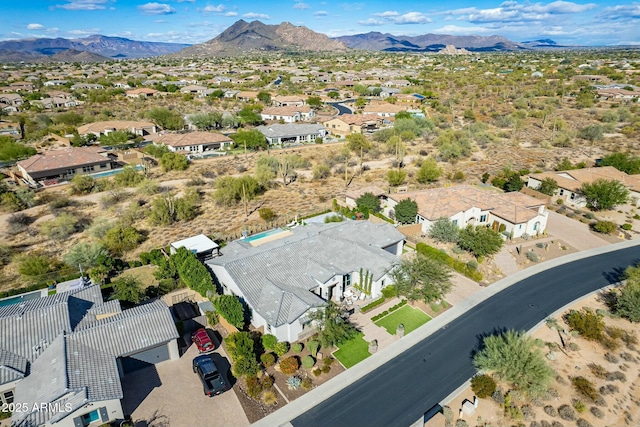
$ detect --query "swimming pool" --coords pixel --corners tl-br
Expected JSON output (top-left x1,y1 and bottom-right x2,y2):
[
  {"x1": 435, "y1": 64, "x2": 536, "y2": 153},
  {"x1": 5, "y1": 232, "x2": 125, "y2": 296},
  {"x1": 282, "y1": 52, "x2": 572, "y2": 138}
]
[
  {"x1": 90, "y1": 164, "x2": 144, "y2": 179},
  {"x1": 243, "y1": 228, "x2": 289, "y2": 243},
  {"x1": 0, "y1": 290, "x2": 43, "y2": 308}
]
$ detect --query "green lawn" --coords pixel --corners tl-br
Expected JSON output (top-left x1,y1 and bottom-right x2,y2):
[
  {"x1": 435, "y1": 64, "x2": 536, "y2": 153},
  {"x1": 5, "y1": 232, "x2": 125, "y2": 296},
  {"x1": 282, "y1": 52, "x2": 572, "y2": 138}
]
[
  {"x1": 333, "y1": 332, "x2": 371, "y2": 368},
  {"x1": 374, "y1": 305, "x2": 431, "y2": 335}
]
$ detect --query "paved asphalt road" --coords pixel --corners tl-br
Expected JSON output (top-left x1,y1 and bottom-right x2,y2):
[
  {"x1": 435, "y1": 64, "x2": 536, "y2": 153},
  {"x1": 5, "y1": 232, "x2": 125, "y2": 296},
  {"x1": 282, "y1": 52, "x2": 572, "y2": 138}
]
[
  {"x1": 327, "y1": 100, "x2": 353, "y2": 115},
  {"x1": 293, "y1": 245, "x2": 640, "y2": 427}
]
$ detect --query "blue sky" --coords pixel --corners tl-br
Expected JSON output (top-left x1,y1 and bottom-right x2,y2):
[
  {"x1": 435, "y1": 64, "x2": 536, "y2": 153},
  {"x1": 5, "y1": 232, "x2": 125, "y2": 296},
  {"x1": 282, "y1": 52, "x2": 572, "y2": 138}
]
[{"x1": 1, "y1": 0, "x2": 639, "y2": 46}]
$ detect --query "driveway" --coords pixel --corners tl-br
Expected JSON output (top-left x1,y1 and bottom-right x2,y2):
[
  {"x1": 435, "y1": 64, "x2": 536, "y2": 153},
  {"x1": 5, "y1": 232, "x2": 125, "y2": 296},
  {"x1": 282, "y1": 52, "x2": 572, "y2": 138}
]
[
  {"x1": 545, "y1": 211, "x2": 609, "y2": 251},
  {"x1": 121, "y1": 331, "x2": 249, "y2": 427}
]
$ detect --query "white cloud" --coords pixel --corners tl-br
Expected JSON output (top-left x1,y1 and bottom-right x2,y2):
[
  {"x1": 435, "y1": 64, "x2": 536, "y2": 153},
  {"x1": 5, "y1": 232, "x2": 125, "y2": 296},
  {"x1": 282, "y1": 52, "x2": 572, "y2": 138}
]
[
  {"x1": 242, "y1": 12, "x2": 270, "y2": 19},
  {"x1": 395, "y1": 11, "x2": 432, "y2": 24},
  {"x1": 358, "y1": 18, "x2": 385, "y2": 26},
  {"x1": 293, "y1": 2, "x2": 310, "y2": 9},
  {"x1": 66, "y1": 28, "x2": 101, "y2": 35},
  {"x1": 373, "y1": 11, "x2": 399, "y2": 17},
  {"x1": 432, "y1": 24, "x2": 492, "y2": 34},
  {"x1": 46, "y1": 27, "x2": 60, "y2": 34},
  {"x1": 55, "y1": 0, "x2": 108, "y2": 11},
  {"x1": 224, "y1": 11, "x2": 238, "y2": 16},
  {"x1": 138, "y1": 2, "x2": 176, "y2": 15},
  {"x1": 27, "y1": 23, "x2": 45, "y2": 30},
  {"x1": 199, "y1": 4, "x2": 225, "y2": 14},
  {"x1": 451, "y1": 1, "x2": 597, "y2": 24},
  {"x1": 598, "y1": 4, "x2": 640, "y2": 20},
  {"x1": 341, "y1": 3, "x2": 364, "y2": 11},
  {"x1": 314, "y1": 10, "x2": 328, "y2": 16}
]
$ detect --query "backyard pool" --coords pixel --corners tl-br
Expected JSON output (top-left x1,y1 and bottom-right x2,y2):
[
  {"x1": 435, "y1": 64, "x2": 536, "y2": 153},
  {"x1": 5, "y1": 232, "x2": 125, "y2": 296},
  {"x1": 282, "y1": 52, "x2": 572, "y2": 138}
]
[
  {"x1": 0, "y1": 290, "x2": 43, "y2": 308},
  {"x1": 90, "y1": 164, "x2": 144, "y2": 179},
  {"x1": 243, "y1": 228, "x2": 290, "y2": 244}
]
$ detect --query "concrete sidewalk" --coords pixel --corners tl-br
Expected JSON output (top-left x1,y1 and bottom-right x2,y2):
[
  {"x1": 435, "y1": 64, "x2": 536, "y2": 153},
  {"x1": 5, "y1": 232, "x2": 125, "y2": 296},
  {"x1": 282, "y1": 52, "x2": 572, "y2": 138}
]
[{"x1": 253, "y1": 239, "x2": 640, "y2": 427}]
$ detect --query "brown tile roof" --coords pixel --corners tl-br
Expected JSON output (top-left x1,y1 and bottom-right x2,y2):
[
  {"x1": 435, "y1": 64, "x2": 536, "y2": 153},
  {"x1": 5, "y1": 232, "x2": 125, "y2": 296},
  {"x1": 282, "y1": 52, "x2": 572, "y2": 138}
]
[
  {"x1": 332, "y1": 114, "x2": 379, "y2": 125},
  {"x1": 530, "y1": 166, "x2": 640, "y2": 193},
  {"x1": 262, "y1": 106, "x2": 312, "y2": 116},
  {"x1": 389, "y1": 185, "x2": 544, "y2": 225},
  {"x1": 17, "y1": 147, "x2": 109, "y2": 173},
  {"x1": 150, "y1": 131, "x2": 232, "y2": 148},
  {"x1": 77, "y1": 120, "x2": 156, "y2": 135},
  {"x1": 126, "y1": 88, "x2": 158, "y2": 95},
  {"x1": 362, "y1": 102, "x2": 408, "y2": 114}
]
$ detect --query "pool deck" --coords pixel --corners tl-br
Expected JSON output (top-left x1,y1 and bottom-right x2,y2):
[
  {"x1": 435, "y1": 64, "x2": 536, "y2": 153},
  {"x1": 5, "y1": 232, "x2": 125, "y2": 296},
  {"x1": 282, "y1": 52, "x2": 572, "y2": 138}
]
[{"x1": 249, "y1": 230, "x2": 293, "y2": 246}]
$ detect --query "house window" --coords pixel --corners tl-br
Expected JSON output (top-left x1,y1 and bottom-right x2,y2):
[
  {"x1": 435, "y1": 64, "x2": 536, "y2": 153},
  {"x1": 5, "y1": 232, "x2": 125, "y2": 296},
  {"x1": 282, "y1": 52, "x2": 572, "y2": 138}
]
[
  {"x1": 559, "y1": 189, "x2": 564, "y2": 196},
  {"x1": 99, "y1": 163, "x2": 107, "y2": 169},
  {"x1": 452, "y1": 219, "x2": 458, "y2": 226},
  {"x1": 267, "y1": 324, "x2": 272, "y2": 333},
  {"x1": 570, "y1": 193, "x2": 576, "y2": 200},
  {"x1": 81, "y1": 410, "x2": 100, "y2": 426},
  {"x1": 343, "y1": 274, "x2": 351, "y2": 288},
  {"x1": 1, "y1": 390, "x2": 13, "y2": 404},
  {"x1": 66, "y1": 169, "x2": 76, "y2": 176},
  {"x1": 519, "y1": 224, "x2": 523, "y2": 229},
  {"x1": 82, "y1": 165, "x2": 95, "y2": 173},
  {"x1": 480, "y1": 214, "x2": 487, "y2": 223}
]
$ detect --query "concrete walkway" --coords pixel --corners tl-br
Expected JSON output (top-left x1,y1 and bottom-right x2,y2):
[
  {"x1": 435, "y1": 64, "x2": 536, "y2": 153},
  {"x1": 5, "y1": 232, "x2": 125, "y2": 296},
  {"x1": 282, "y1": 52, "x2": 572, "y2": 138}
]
[
  {"x1": 545, "y1": 211, "x2": 609, "y2": 251},
  {"x1": 493, "y1": 247, "x2": 519, "y2": 277}
]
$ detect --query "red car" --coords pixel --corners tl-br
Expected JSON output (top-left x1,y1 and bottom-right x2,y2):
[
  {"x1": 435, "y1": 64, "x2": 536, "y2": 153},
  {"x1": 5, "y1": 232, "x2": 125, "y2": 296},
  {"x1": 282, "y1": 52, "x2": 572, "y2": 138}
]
[{"x1": 191, "y1": 328, "x2": 215, "y2": 353}]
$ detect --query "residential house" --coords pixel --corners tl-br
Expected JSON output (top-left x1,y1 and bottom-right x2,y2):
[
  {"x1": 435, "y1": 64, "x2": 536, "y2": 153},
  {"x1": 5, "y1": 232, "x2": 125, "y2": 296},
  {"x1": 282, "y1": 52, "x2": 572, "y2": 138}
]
[
  {"x1": 206, "y1": 221, "x2": 404, "y2": 342},
  {"x1": 260, "y1": 106, "x2": 315, "y2": 123},
  {"x1": 385, "y1": 185, "x2": 549, "y2": 238},
  {"x1": 70, "y1": 83, "x2": 104, "y2": 90},
  {"x1": 256, "y1": 123, "x2": 327, "y2": 145},
  {"x1": 180, "y1": 85, "x2": 209, "y2": 96},
  {"x1": 171, "y1": 234, "x2": 220, "y2": 261},
  {"x1": 323, "y1": 114, "x2": 381, "y2": 136},
  {"x1": 33, "y1": 97, "x2": 78, "y2": 109},
  {"x1": 43, "y1": 80, "x2": 69, "y2": 87},
  {"x1": 527, "y1": 166, "x2": 640, "y2": 207},
  {"x1": 377, "y1": 87, "x2": 401, "y2": 99},
  {"x1": 16, "y1": 146, "x2": 117, "y2": 186},
  {"x1": 597, "y1": 88, "x2": 640, "y2": 101},
  {"x1": 125, "y1": 88, "x2": 159, "y2": 99},
  {"x1": 383, "y1": 79, "x2": 412, "y2": 88},
  {"x1": 362, "y1": 101, "x2": 409, "y2": 117},
  {"x1": 345, "y1": 185, "x2": 388, "y2": 209},
  {"x1": 1, "y1": 284, "x2": 179, "y2": 427},
  {"x1": 150, "y1": 131, "x2": 232, "y2": 154},
  {"x1": 272, "y1": 95, "x2": 306, "y2": 107},
  {"x1": 113, "y1": 82, "x2": 131, "y2": 89},
  {"x1": 0, "y1": 94, "x2": 23, "y2": 108},
  {"x1": 77, "y1": 120, "x2": 157, "y2": 138},
  {"x1": 9, "y1": 82, "x2": 35, "y2": 92},
  {"x1": 223, "y1": 90, "x2": 240, "y2": 98},
  {"x1": 236, "y1": 91, "x2": 259, "y2": 102}
]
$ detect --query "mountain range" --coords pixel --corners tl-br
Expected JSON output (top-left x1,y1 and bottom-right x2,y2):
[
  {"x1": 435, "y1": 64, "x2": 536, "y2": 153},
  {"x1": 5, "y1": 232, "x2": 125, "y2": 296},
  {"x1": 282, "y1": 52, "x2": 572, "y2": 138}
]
[
  {"x1": 0, "y1": 35, "x2": 189, "y2": 62},
  {"x1": 174, "y1": 20, "x2": 348, "y2": 57},
  {"x1": 0, "y1": 21, "x2": 564, "y2": 63}
]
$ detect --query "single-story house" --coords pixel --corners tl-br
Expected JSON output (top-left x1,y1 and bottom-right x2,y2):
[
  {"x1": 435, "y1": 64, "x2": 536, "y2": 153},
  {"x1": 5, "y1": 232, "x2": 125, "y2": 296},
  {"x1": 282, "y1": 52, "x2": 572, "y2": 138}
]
[
  {"x1": 9, "y1": 82, "x2": 35, "y2": 92},
  {"x1": 596, "y1": 88, "x2": 640, "y2": 101},
  {"x1": 323, "y1": 114, "x2": 381, "y2": 136},
  {"x1": 260, "y1": 106, "x2": 315, "y2": 123},
  {"x1": 16, "y1": 146, "x2": 117, "y2": 187},
  {"x1": 256, "y1": 123, "x2": 327, "y2": 145},
  {"x1": 180, "y1": 85, "x2": 209, "y2": 95},
  {"x1": 206, "y1": 221, "x2": 405, "y2": 342},
  {"x1": 171, "y1": 234, "x2": 220, "y2": 261},
  {"x1": 236, "y1": 91, "x2": 259, "y2": 102},
  {"x1": 527, "y1": 166, "x2": 640, "y2": 207},
  {"x1": 125, "y1": 88, "x2": 159, "y2": 99},
  {"x1": 1, "y1": 284, "x2": 179, "y2": 427},
  {"x1": 0, "y1": 94, "x2": 23, "y2": 107},
  {"x1": 385, "y1": 185, "x2": 549, "y2": 239},
  {"x1": 43, "y1": 80, "x2": 69, "y2": 87},
  {"x1": 362, "y1": 102, "x2": 409, "y2": 117},
  {"x1": 150, "y1": 131, "x2": 233, "y2": 154},
  {"x1": 272, "y1": 95, "x2": 306, "y2": 107},
  {"x1": 34, "y1": 97, "x2": 78, "y2": 109},
  {"x1": 70, "y1": 83, "x2": 104, "y2": 90},
  {"x1": 77, "y1": 120, "x2": 157, "y2": 138}
]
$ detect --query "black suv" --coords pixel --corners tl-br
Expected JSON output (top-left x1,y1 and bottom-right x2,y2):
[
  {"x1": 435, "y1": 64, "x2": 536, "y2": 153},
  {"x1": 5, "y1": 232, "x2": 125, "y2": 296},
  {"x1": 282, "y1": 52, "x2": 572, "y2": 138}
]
[{"x1": 193, "y1": 355, "x2": 228, "y2": 397}]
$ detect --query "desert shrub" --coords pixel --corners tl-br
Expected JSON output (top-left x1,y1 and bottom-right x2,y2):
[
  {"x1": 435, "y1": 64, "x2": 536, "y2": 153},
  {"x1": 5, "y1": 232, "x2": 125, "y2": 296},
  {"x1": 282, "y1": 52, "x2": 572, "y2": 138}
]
[
  {"x1": 301, "y1": 355, "x2": 315, "y2": 369},
  {"x1": 307, "y1": 340, "x2": 320, "y2": 357},
  {"x1": 521, "y1": 404, "x2": 534, "y2": 420},
  {"x1": 606, "y1": 371, "x2": 626, "y2": 382},
  {"x1": 526, "y1": 251, "x2": 540, "y2": 262},
  {"x1": 571, "y1": 377, "x2": 598, "y2": 402},
  {"x1": 576, "y1": 419, "x2": 592, "y2": 427},
  {"x1": 287, "y1": 375, "x2": 301, "y2": 390},
  {"x1": 572, "y1": 399, "x2": 586, "y2": 413},
  {"x1": 492, "y1": 388, "x2": 505, "y2": 405},
  {"x1": 292, "y1": 343, "x2": 303, "y2": 353},
  {"x1": 590, "y1": 406, "x2": 604, "y2": 418},
  {"x1": 261, "y1": 375, "x2": 274, "y2": 389},
  {"x1": 604, "y1": 352, "x2": 619, "y2": 363},
  {"x1": 261, "y1": 334, "x2": 277, "y2": 351},
  {"x1": 564, "y1": 309, "x2": 604, "y2": 340},
  {"x1": 301, "y1": 377, "x2": 313, "y2": 391},
  {"x1": 313, "y1": 368, "x2": 322, "y2": 376},
  {"x1": 381, "y1": 285, "x2": 397, "y2": 299},
  {"x1": 471, "y1": 374, "x2": 496, "y2": 398},
  {"x1": 601, "y1": 335, "x2": 621, "y2": 351},
  {"x1": 544, "y1": 405, "x2": 558, "y2": 417},
  {"x1": 324, "y1": 357, "x2": 335, "y2": 366},
  {"x1": 550, "y1": 422, "x2": 563, "y2": 427},
  {"x1": 622, "y1": 223, "x2": 632, "y2": 230},
  {"x1": 593, "y1": 396, "x2": 607, "y2": 407},
  {"x1": 261, "y1": 390, "x2": 277, "y2": 405},
  {"x1": 274, "y1": 341, "x2": 290, "y2": 357},
  {"x1": 599, "y1": 384, "x2": 619, "y2": 395},
  {"x1": 567, "y1": 342, "x2": 580, "y2": 351},
  {"x1": 557, "y1": 404, "x2": 575, "y2": 421},
  {"x1": 260, "y1": 352, "x2": 276, "y2": 367},
  {"x1": 279, "y1": 356, "x2": 299, "y2": 375},
  {"x1": 588, "y1": 363, "x2": 608, "y2": 379},
  {"x1": 593, "y1": 220, "x2": 617, "y2": 234},
  {"x1": 245, "y1": 377, "x2": 262, "y2": 399},
  {"x1": 454, "y1": 419, "x2": 469, "y2": 427},
  {"x1": 321, "y1": 365, "x2": 331, "y2": 374}
]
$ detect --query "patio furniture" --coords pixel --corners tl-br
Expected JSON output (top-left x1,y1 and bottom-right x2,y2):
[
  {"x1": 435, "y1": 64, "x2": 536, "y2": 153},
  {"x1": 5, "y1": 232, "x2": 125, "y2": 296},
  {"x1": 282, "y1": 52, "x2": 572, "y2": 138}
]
[
  {"x1": 343, "y1": 289, "x2": 354, "y2": 299},
  {"x1": 359, "y1": 292, "x2": 366, "y2": 300}
]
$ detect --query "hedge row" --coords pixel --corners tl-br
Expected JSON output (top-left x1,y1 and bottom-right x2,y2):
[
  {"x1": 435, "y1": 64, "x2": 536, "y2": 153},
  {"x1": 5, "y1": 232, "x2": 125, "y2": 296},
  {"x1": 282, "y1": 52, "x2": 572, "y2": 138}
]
[
  {"x1": 416, "y1": 243, "x2": 483, "y2": 282},
  {"x1": 361, "y1": 297, "x2": 387, "y2": 313},
  {"x1": 371, "y1": 299, "x2": 407, "y2": 322}
]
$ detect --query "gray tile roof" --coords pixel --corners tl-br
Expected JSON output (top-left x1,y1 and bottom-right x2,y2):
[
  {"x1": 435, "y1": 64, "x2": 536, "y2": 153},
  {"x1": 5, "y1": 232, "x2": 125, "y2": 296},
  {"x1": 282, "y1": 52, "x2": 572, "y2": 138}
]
[
  {"x1": 208, "y1": 221, "x2": 404, "y2": 327},
  {"x1": 0, "y1": 349, "x2": 28, "y2": 384}
]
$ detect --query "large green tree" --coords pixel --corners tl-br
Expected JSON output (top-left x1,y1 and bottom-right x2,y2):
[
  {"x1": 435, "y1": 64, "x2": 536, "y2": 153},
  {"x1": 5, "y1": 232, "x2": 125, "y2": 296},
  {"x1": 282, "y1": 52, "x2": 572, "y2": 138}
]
[
  {"x1": 428, "y1": 217, "x2": 460, "y2": 243},
  {"x1": 394, "y1": 198, "x2": 418, "y2": 224},
  {"x1": 457, "y1": 225, "x2": 504, "y2": 258},
  {"x1": 417, "y1": 158, "x2": 442, "y2": 183},
  {"x1": 390, "y1": 255, "x2": 452, "y2": 303},
  {"x1": 474, "y1": 330, "x2": 554, "y2": 397},
  {"x1": 356, "y1": 192, "x2": 380, "y2": 214},
  {"x1": 63, "y1": 242, "x2": 109, "y2": 270},
  {"x1": 600, "y1": 152, "x2": 640, "y2": 175},
  {"x1": 537, "y1": 177, "x2": 558, "y2": 196},
  {"x1": 212, "y1": 175, "x2": 264, "y2": 206},
  {"x1": 580, "y1": 178, "x2": 629, "y2": 211},
  {"x1": 212, "y1": 295, "x2": 245, "y2": 329},
  {"x1": 160, "y1": 152, "x2": 189, "y2": 172},
  {"x1": 111, "y1": 276, "x2": 145, "y2": 304},
  {"x1": 0, "y1": 136, "x2": 36, "y2": 162},
  {"x1": 231, "y1": 129, "x2": 268, "y2": 151},
  {"x1": 144, "y1": 107, "x2": 185, "y2": 130},
  {"x1": 102, "y1": 224, "x2": 144, "y2": 256},
  {"x1": 309, "y1": 301, "x2": 358, "y2": 348}
]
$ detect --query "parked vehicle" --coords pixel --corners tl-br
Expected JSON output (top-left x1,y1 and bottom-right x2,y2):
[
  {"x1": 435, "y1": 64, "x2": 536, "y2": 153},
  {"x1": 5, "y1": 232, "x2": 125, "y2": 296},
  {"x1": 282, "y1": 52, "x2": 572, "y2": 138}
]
[
  {"x1": 193, "y1": 355, "x2": 228, "y2": 397},
  {"x1": 191, "y1": 328, "x2": 215, "y2": 353}
]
